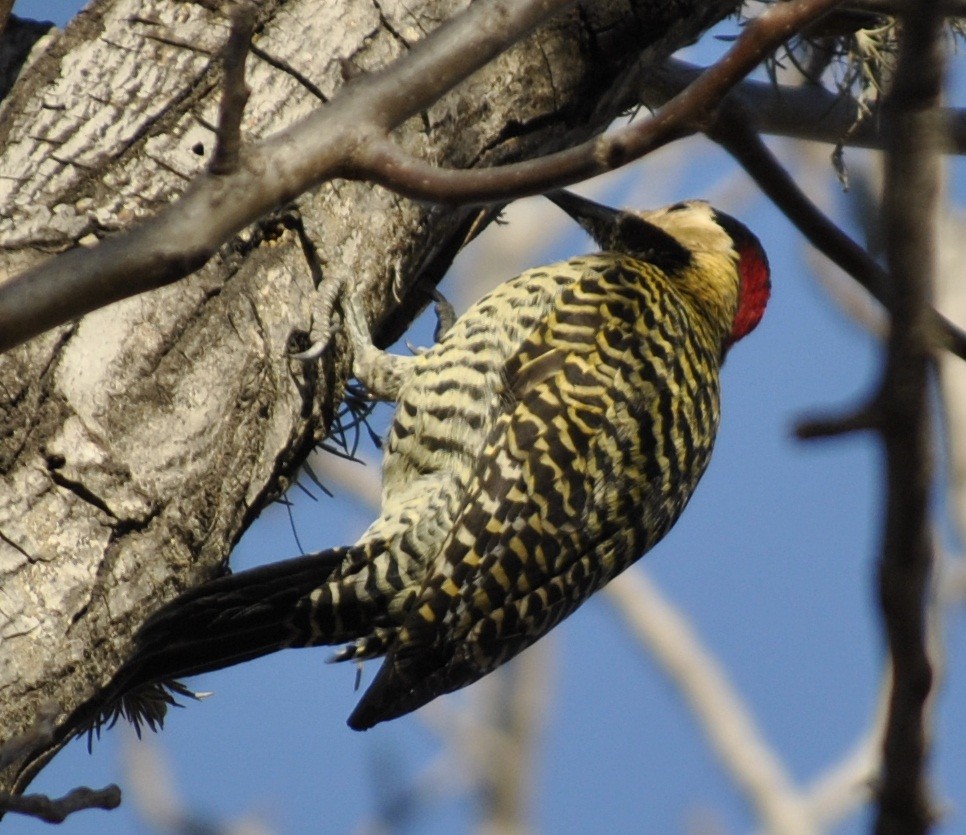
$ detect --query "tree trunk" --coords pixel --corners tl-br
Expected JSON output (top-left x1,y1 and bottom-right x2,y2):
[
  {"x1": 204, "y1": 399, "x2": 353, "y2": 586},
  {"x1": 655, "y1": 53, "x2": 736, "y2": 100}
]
[{"x1": 0, "y1": 0, "x2": 737, "y2": 792}]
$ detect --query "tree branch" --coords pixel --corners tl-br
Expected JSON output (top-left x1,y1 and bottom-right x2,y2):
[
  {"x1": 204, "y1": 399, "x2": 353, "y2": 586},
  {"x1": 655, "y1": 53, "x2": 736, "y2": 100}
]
[
  {"x1": 0, "y1": 0, "x2": 841, "y2": 354},
  {"x1": 645, "y1": 58, "x2": 966, "y2": 154},
  {"x1": 708, "y1": 7, "x2": 946, "y2": 823},
  {"x1": 873, "y1": 0, "x2": 946, "y2": 828},
  {"x1": 795, "y1": 402, "x2": 881, "y2": 439},
  {"x1": 802, "y1": 679, "x2": 887, "y2": 828},
  {"x1": 347, "y1": 0, "x2": 845, "y2": 202},
  {"x1": 842, "y1": 0, "x2": 966, "y2": 14},
  {"x1": 208, "y1": 4, "x2": 256, "y2": 176},
  {"x1": 0, "y1": 0, "x2": 577, "y2": 354},
  {"x1": 705, "y1": 104, "x2": 966, "y2": 363},
  {"x1": 604, "y1": 572, "x2": 814, "y2": 835},
  {"x1": 0, "y1": 785, "x2": 121, "y2": 824}
]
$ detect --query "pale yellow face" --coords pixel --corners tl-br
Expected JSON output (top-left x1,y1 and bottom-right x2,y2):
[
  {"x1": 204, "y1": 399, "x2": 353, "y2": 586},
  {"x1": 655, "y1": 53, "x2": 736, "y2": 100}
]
[
  {"x1": 635, "y1": 201, "x2": 743, "y2": 343},
  {"x1": 639, "y1": 201, "x2": 738, "y2": 262}
]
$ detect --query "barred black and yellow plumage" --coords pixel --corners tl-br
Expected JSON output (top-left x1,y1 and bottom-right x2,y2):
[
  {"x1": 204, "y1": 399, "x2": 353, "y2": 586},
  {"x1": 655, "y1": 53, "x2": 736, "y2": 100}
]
[{"x1": 94, "y1": 190, "x2": 770, "y2": 734}]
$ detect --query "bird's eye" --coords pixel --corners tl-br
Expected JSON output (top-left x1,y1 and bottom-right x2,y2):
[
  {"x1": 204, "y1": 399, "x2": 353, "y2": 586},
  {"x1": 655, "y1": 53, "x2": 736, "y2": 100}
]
[{"x1": 667, "y1": 202, "x2": 689, "y2": 212}]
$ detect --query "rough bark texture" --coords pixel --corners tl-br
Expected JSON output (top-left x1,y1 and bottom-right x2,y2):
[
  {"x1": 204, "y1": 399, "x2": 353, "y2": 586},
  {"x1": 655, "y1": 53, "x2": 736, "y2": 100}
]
[{"x1": 0, "y1": 0, "x2": 738, "y2": 792}]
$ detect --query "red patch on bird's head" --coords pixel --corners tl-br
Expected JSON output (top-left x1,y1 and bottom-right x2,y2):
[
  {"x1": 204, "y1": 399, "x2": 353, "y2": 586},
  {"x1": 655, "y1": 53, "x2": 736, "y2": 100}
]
[
  {"x1": 730, "y1": 240, "x2": 770, "y2": 344},
  {"x1": 712, "y1": 211, "x2": 770, "y2": 347}
]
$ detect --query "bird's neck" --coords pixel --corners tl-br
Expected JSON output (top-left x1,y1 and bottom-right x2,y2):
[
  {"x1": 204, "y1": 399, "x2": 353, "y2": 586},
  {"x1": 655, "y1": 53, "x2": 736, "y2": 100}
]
[{"x1": 668, "y1": 251, "x2": 741, "y2": 352}]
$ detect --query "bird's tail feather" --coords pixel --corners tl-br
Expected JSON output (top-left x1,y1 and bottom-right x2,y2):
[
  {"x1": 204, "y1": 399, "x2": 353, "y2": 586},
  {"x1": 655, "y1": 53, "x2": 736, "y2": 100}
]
[
  {"x1": 117, "y1": 547, "x2": 355, "y2": 690},
  {"x1": 29, "y1": 547, "x2": 360, "y2": 779}
]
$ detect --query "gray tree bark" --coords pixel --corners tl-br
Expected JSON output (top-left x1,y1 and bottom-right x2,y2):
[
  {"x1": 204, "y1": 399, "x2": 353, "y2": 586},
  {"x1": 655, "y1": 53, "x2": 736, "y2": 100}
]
[{"x1": 0, "y1": 0, "x2": 738, "y2": 794}]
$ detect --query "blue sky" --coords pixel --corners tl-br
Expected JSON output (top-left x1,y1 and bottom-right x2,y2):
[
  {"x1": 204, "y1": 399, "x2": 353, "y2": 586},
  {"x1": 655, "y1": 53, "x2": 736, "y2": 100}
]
[{"x1": 7, "y1": 2, "x2": 966, "y2": 833}]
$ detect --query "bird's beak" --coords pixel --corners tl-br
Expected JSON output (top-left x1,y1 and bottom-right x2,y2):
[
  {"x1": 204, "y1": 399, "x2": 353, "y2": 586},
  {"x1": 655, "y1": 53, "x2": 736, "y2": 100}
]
[{"x1": 545, "y1": 190, "x2": 622, "y2": 244}]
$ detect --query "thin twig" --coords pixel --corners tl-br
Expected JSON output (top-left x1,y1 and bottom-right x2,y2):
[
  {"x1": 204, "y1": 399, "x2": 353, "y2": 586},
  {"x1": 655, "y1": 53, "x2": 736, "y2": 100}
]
[
  {"x1": 801, "y1": 676, "x2": 888, "y2": 828},
  {"x1": 0, "y1": 785, "x2": 121, "y2": 823},
  {"x1": 474, "y1": 652, "x2": 547, "y2": 834},
  {"x1": 842, "y1": 0, "x2": 966, "y2": 14},
  {"x1": 795, "y1": 402, "x2": 881, "y2": 439},
  {"x1": 209, "y1": 4, "x2": 256, "y2": 176},
  {"x1": 644, "y1": 58, "x2": 966, "y2": 153}
]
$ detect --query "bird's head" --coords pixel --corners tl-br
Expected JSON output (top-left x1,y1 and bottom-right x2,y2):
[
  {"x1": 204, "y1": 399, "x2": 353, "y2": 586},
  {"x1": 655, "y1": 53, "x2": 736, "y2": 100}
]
[{"x1": 546, "y1": 190, "x2": 770, "y2": 347}]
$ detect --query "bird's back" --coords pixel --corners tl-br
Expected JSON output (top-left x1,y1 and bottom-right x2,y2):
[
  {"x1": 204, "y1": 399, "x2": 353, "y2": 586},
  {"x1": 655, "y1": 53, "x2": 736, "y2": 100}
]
[{"x1": 348, "y1": 251, "x2": 728, "y2": 727}]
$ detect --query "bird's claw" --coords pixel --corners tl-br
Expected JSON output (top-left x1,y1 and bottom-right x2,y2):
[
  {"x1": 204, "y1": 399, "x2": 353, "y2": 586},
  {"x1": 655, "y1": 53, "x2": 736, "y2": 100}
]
[
  {"x1": 429, "y1": 288, "x2": 456, "y2": 342},
  {"x1": 291, "y1": 273, "x2": 346, "y2": 362}
]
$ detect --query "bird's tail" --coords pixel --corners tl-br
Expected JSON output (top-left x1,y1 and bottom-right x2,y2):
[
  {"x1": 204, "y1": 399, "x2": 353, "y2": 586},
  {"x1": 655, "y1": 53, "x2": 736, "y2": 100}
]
[
  {"x1": 15, "y1": 547, "x2": 362, "y2": 792},
  {"x1": 116, "y1": 546, "x2": 357, "y2": 693}
]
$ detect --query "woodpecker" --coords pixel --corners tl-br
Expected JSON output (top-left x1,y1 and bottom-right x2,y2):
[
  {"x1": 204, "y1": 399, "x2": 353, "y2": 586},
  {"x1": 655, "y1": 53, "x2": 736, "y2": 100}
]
[{"x1": 100, "y1": 191, "x2": 770, "y2": 733}]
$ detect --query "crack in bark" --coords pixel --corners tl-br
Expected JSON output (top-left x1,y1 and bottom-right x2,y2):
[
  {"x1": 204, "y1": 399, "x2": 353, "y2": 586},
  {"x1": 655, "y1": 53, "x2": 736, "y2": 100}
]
[
  {"x1": 46, "y1": 467, "x2": 116, "y2": 522},
  {"x1": 291, "y1": 209, "x2": 326, "y2": 290},
  {"x1": 249, "y1": 43, "x2": 329, "y2": 103},
  {"x1": 0, "y1": 527, "x2": 37, "y2": 563},
  {"x1": 372, "y1": 0, "x2": 415, "y2": 49}
]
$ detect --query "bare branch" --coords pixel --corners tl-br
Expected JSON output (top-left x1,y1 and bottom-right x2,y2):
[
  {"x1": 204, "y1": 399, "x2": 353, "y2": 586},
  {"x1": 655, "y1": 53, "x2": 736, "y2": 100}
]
[
  {"x1": 0, "y1": 0, "x2": 842, "y2": 355},
  {"x1": 935, "y1": 212, "x2": 966, "y2": 544},
  {"x1": 645, "y1": 59, "x2": 966, "y2": 153},
  {"x1": 802, "y1": 679, "x2": 887, "y2": 828},
  {"x1": 873, "y1": 0, "x2": 947, "y2": 829},
  {"x1": 604, "y1": 571, "x2": 814, "y2": 835},
  {"x1": 122, "y1": 729, "x2": 273, "y2": 834},
  {"x1": 842, "y1": 0, "x2": 966, "y2": 14},
  {"x1": 348, "y1": 0, "x2": 846, "y2": 202},
  {"x1": 0, "y1": 784, "x2": 121, "y2": 824},
  {"x1": 795, "y1": 402, "x2": 881, "y2": 439},
  {"x1": 471, "y1": 653, "x2": 548, "y2": 835},
  {"x1": 208, "y1": 4, "x2": 256, "y2": 176},
  {"x1": 710, "y1": 5, "x2": 946, "y2": 824},
  {"x1": 0, "y1": 0, "x2": 577, "y2": 354},
  {"x1": 706, "y1": 106, "x2": 966, "y2": 363}
]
